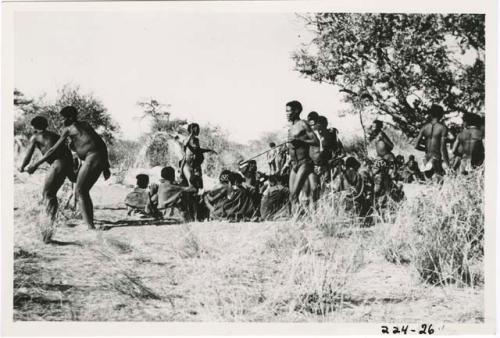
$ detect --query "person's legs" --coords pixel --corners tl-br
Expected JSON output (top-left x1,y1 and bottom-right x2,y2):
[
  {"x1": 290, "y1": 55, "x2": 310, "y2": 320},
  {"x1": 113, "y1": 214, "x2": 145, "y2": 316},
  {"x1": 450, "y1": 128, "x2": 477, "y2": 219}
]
[
  {"x1": 289, "y1": 166, "x2": 298, "y2": 203},
  {"x1": 290, "y1": 161, "x2": 312, "y2": 205},
  {"x1": 182, "y1": 162, "x2": 194, "y2": 187},
  {"x1": 75, "y1": 152, "x2": 103, "y2": 229},
  {"x1": 307, "y1": 171, "x2": 320, "y2": 203},
  {"x1": 42, "y1": 160, "x2": 67, "y2": 223}
]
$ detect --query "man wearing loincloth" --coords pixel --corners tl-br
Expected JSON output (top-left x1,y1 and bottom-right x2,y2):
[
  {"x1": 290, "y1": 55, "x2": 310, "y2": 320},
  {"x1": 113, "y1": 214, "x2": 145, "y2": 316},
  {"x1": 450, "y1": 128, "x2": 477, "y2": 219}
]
[
  {"x1": 286, "y1": 100, "x2": 320, "y2": 207},
  {"x1": 451, "y1": 112, "x2": 484, "y2": 175},
  {"x1": 26, "y1": 107, "x2": 111, "y2": 230},
  {"x1": 414, "y1": 104, "x2": 450, "y2": 179}
]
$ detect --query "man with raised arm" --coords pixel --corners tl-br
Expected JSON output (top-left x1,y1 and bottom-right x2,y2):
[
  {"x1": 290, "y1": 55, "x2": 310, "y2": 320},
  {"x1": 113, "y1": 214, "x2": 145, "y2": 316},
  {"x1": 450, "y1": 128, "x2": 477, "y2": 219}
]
[
  {"x1": 20, "y1": 116, "x2": 76, "y2": 237},
  {"x1": 285, "y1": 100, "x2": 320, "y2": 207},
  {"x1": 180, "y1": 122, "x2": 216, "y2": 189},
  {"x1": 26, "y1": 106, "x2": 111, "y2": 230},
  {"x1": 414, "y1": 104, "x2": 450, "y2": 179}
]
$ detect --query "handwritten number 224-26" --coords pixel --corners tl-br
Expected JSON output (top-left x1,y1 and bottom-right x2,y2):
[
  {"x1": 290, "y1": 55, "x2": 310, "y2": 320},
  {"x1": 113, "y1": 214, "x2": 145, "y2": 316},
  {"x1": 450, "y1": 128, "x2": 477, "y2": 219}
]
[{"x1": 381, "y1": 324, "x2": 434, "y2": 334}]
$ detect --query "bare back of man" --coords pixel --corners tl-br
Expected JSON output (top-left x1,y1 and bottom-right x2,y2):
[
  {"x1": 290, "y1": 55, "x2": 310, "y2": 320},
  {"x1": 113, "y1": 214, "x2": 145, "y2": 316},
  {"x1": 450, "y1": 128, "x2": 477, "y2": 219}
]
[
  {"x1": 416, "y1": 122, "x2": 449, "y2": 177},
  {"x1": 21, "y1": 125, "x2": 75, "y2": 232},
  {"x1": 457, "y1": 126, "x2": 484, "y2": 172}
]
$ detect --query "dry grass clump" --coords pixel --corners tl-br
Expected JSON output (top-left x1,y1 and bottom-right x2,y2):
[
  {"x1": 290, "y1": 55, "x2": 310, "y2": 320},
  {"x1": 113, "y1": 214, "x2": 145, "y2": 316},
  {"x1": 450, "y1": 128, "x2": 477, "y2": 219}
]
[
  {"x1": 382, "y1": 169, "x2": 484, "y2": 286},
  {"x1": 265, "y1": 230, "x2": 365, "y2": 318},
  {"x1": 305, "y1": 190, "x2": 366, "y2": 237}
]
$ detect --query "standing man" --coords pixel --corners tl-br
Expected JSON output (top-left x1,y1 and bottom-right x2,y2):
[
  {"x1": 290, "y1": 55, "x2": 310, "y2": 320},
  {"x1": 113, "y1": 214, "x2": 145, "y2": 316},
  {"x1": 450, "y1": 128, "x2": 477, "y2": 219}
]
[
  {"x1": 266, "y1": 142, "x2": 278, "y2": 175},
  {"x1": 26, "y1": 106, "x2": 111, "y2": 230},
  {"x1": 451, "y1": 112, "x2": 484, "y2": 174},
  {"x1": 20, "y1": 116, "x2": 76, "y2": 237},
  {"x1": 286, "y1": 100, "x2": 320, "y2": 207},
  {"x1": 414, "y1": 104, "x2": 450, "y2": 179},
  {"x1": 368, "y1": 120, "x2": 396, "y2": 164},
  {"x1": 309, "y1": 115, "x2": 344, "y2": 193}
]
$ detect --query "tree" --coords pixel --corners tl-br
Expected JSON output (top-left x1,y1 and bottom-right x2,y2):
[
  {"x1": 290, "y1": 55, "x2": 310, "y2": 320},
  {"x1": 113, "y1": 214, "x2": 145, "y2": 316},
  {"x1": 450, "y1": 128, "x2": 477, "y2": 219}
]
[
  {"x1": 293, "y1": 14, "x2": 485, "y2": 137},
  {"x1": 14, "y1": 85, "x2": 118, "y2": 144}
]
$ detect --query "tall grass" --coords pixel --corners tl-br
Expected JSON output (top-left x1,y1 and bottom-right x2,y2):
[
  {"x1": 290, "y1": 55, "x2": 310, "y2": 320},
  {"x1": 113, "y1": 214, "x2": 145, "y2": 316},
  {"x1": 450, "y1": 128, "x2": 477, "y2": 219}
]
[{"x1": 382, "y1": 169, "x2": 484, "y2": 286}]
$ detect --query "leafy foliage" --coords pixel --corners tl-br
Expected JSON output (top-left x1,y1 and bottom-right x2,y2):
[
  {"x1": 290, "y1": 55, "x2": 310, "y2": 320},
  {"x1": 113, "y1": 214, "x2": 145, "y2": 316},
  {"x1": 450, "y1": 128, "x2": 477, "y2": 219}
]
[
  {"x1": 293, "y1": 13, "x2": 485, "y2": 136},
  {"x1": 14, "y1": 85, "x2": 118, "y2": 144}
]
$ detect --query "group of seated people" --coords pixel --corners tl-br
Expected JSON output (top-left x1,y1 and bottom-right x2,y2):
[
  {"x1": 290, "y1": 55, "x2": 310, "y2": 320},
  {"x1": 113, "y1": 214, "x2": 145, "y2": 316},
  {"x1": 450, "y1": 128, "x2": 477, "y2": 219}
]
[
  {"x1": 124, "y1": 163, "x2": 291, "y2": 223},
  {"x1": 124, "y1": 154, "x2": 411, "y2": 225}
]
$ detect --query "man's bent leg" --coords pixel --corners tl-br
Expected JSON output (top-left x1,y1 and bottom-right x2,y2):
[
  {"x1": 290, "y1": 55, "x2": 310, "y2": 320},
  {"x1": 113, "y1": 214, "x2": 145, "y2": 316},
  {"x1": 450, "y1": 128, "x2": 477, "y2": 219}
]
[
  {"x1": 42, "y1": 160, "x2": 66, "y2": 223},
  {"x1": 75, "y1": 153, "x2": 103, "y2": 229}
]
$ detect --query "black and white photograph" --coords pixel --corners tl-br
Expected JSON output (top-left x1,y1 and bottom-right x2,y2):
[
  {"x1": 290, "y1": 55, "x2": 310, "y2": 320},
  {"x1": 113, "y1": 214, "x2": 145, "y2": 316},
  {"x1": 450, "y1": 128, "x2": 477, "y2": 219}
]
[{"x1": 1, "y1": 0, "x2": 496, "y2": 335}]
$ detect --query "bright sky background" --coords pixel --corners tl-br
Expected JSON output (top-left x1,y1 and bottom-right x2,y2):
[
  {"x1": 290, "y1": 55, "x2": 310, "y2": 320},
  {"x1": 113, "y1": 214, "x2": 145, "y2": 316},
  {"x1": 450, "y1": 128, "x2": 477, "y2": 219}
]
[{"x1": 15, "y1": 11, "x2": 360, "y2": 143}]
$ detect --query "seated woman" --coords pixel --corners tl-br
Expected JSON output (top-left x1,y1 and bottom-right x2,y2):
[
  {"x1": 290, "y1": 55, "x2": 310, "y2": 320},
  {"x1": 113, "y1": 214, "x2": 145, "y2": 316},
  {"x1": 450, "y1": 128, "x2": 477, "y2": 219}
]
[
  {"x1": 157, "y1": 166, "x2": 198, "y2": 222},
  {"x1": 204, "y1": 170, "x2": 232, "y2": 220},
  {"x1": 342, "y1": 157, "x2": 374, "y2": 225},
  {"x1": 260, "y1": 174, "x2": 290, "y2": 221},
  {"x1": 223, "y1": 172, "x2": 259, "y2": 222}
]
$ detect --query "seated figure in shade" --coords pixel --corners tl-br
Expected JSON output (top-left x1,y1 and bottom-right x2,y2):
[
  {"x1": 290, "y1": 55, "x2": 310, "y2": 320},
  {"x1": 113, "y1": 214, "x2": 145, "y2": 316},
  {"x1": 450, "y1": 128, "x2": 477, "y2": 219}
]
[
  {"x1": 125, "y1": 174, "x2": 161, "y2": 218},
  {"x1": 223, "y1": 172, "x2": 259, "y2": 222},
  {"x1": 157, "y1": 166, "x2": 198, "y2": 223},
  {"x1": 260, "y1": 174, "x2": 290, "y2": 221},
  {"x1": 203, "y1": 170, "x2": 232, "y2": 220}
]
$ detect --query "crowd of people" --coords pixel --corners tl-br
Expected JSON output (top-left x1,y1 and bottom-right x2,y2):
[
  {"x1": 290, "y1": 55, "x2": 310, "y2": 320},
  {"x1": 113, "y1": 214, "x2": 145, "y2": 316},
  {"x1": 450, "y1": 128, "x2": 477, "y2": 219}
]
[{"x1": 19, "y1": 101, "x2": 485, "y2": 233}]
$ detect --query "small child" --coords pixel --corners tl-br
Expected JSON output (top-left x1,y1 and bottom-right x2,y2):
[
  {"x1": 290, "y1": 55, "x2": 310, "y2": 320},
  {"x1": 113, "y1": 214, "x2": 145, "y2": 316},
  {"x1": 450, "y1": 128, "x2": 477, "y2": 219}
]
[{"x1": 125, "y1": 174, "x2": 151, "y2": 217}]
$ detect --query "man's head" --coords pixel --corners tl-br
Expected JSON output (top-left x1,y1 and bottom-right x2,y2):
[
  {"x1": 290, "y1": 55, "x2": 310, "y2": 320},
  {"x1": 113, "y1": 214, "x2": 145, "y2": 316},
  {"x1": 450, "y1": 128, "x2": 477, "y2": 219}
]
[
  {"x1": 372, "y1": 120, "x2": 383, "y2": 131},
  {"x1": 187, "y1": 123, "x2": 200, "y2": 136},
  {"x1": 136, "y1": 174, "x2": 149, "y2": 189},
  {"x1": 219, "y1": 169, "x2": 232, "y2": 184},
  {"x1": 368, "y1": 120, "x2": 383, "y2": 139},
  {"x1": 408, "y1": 154, "x2": 415, "y2": 162},
  {"x1": 30, "y1": 116, "x2": 48, "y2": 132},
  {"x1": 317, "y1": 115, "x2": 328, "y2": 132},
  {"x1": 396, "y1": 155, "x2": 405, "y2": 165},
  {"x1": 307, "y1": 111, "x2": 319, "y2": 128},
  {"x1": 229, "y1": 172, "x2": 244, "y2": 186},
  {"x1": 286, "y1": 100, "x2": 303, "y2": 122},
  {"x1": 428, "y1": 104, "x2": 445, "y2": 121},
  {"x1": 60, "y1": 106, "x2": 78, "y2": 126},
  {"x1": 345, "y1": 156, "x2": 361, "y2": 171},
  {"x1": 241, "y1": 160, "x2": 257, "y2": 178},
  {"x1": 161, "y1": 166, "x2": 175, "y2": 181},
  {"x1": 269, "y1": 142, "x2": 276, "y2": 148}
]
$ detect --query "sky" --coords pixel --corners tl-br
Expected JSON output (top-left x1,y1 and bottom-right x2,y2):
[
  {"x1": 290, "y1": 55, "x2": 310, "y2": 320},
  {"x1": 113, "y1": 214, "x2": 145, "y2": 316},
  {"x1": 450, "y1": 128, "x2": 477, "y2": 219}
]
[{"x1": 14, "y1": 11, "x2": 359, "y2": 143}]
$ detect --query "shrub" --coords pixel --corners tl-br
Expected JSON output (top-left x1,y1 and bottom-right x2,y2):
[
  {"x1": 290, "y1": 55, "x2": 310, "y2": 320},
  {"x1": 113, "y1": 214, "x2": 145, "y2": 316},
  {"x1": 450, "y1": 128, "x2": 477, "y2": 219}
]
[{"x1": 382, "y1": 169, "x2": 484, "y2": 286}]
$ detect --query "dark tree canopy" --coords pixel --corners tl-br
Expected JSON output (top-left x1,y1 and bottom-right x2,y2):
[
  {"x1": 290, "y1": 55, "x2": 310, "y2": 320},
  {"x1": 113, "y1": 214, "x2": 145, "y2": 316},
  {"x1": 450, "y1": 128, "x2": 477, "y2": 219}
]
[
  {"x1": 293, "y1": 13, "x2": 485, "y2": 137},
  {"x1": 14, "y1": 85, "x2": 118, "y2": 144}
]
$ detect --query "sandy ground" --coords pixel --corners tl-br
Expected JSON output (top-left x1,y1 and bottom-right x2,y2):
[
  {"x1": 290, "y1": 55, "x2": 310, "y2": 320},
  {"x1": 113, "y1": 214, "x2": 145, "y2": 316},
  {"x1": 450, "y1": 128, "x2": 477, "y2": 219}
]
[{"x1": 13, "y1": 174, "x2": 483, "y2": 322}]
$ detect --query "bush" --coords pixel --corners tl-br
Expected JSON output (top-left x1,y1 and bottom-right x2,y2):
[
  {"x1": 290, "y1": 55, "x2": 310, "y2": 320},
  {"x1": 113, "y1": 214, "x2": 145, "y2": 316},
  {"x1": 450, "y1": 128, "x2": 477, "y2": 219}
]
[
  {"x1": 107, "y1": 139, "x2": 142, "y2": 184},
  {"x1": 382, "y1": 169, "x2": 484, "y2": 286}
]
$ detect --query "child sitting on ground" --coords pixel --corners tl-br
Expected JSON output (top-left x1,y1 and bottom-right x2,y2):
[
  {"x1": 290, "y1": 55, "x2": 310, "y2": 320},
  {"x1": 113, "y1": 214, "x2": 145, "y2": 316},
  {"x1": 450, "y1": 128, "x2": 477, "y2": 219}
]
[{"x1": 125, "y1": 174, "x2": 160, "y2": 218}]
